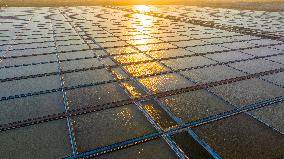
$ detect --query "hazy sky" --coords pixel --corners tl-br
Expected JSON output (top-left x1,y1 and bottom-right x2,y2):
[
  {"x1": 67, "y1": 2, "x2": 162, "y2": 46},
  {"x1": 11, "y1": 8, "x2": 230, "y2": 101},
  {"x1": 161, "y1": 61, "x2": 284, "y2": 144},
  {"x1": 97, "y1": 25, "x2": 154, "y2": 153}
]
[
  {"x1": 4, "y1": 0, "x2": 284, "y2": 8},
  {"x1": 94, "y1": 0, "x2": 284, "y2": 4}
]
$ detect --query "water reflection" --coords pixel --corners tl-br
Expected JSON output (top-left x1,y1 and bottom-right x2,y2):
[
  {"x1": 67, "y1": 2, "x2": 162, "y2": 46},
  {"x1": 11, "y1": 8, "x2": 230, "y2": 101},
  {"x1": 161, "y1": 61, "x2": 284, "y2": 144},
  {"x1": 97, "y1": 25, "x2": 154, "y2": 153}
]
[
  {"x1": 134, "y1": 14, "x2": 153, "y2": 27},
  {"x1": 131, "y1": 5, "x2": 157, "y2": 44},
  {"x1": 145, "y1": 49, "x2": 166, "y2": 59},
  {"x1": 139, "y1": 74, "x2": 174, "y2": 93},
  {"x1": 113, "y1": 53, "x2": 151, "y2": 64},
  {"x1": 134, "y1": 5, "x2": 151, "y2": 13},
  {"x1": 112, "y1": 6, "x2": 164, "y2": 78},
  {"x1": 112, "y1": 5, "x2": 182, "y2": 132},
  {"x1": 106, "y1": 46, "x2": 139, "y2": 55},
  {"x1": 111, "y1": 69, "x2": 125, "y2": 80},
  {"x1": 114, "y1": 107, "x2": 135, "y2": 128},
  {"x1": 124, "y1": 62, "x2": 166, "y2": 77},
  {"x1": 127, "y1": 38, "x2": 161, "y2": 45},
  {"x1": 122, "y1": 82, "x2": 142, "y2": 97},
  {"x1": 143, "y1": 103, "x2": 178, "y2": 130}
]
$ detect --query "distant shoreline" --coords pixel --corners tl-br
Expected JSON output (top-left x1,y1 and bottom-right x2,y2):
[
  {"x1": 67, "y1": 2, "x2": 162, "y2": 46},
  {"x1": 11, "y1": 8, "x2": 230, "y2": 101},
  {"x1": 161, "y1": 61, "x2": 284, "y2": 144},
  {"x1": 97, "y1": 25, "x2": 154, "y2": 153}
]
[{"x1": 1, "y1": 1, "x2": 284, "y2": 12}]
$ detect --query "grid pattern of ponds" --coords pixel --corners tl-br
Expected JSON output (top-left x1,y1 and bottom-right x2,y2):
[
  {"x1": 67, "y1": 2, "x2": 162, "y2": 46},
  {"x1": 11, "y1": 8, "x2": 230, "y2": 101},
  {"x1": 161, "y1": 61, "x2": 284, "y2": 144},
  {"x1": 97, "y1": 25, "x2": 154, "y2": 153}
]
[{"x1": 0, "y1": 5, "x2": 284, "y2": 159}]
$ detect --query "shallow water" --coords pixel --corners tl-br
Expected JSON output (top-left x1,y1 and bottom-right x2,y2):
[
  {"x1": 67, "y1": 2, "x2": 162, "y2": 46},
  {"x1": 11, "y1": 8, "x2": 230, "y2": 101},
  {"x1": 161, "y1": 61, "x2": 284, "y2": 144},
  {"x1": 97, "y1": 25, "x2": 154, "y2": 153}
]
[{"x1": 0, "y1": 5, "x2": 283, "y2": 159}]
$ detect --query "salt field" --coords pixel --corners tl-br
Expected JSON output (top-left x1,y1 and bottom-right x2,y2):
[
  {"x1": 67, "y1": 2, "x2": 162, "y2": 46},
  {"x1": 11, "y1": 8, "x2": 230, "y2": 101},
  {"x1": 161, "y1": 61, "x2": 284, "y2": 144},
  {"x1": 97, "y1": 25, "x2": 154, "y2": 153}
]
[{"x1": 0, "y1": 5, "x2": 283, "y2": 159}]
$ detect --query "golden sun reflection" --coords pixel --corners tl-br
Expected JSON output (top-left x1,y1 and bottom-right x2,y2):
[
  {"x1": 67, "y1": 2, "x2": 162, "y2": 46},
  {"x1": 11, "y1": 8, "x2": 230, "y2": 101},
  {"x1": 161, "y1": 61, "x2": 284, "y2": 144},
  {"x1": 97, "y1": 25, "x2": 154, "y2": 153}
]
[
  {"x1": 113, "y1": 53, "x2": 151, "y2": 64},
  {"x1": 144, "y1": 104, "x2": 162, "y2": 121},
  {"x1": 134, "y1": 5, "x2": 151, "y2": 13},
  {"x1": 132, "y1": 13, "x2": 154, "y2": 32},
  {"x1": 127, "y1": 38, "x2": 162, "y2": 46},
  {"x1": 139, "y1": 74, "x2": 176, "y2": 93},
  {"x1": 114, "y1": 107, "x2": 134, "y2": 127},
  {"x1": 124, "y1": 62, "x2": 166, "y2": 77},
  {"x1": 111, "y1": 69, "x2": 124, "y2": 80},
  {"x1": 144, "y1": 50, "x2": 166, "y2": 59},
  {"x1": 163, "y1": 97, "x2": 177, "y2": 107},
  {"x1": 135, "y1": 43, "x2": 177, "y2": 52},
  {"x1": 122, "y1": 82, "x2": 142, "y2": 97},
  {"x1": 131, "y1": 6, "x2": 154, "y2": 33},
  {"x1": 144, "y1": 104, "x2": 178, "y2": 130},
  {"x1": 134, "y1": 14, "x2": 153, "y2": 25},
  {"x1": 106, "y1": 46, "x2": 139, "y2": 55},
  {"x1": 139, "y1": 77, "x2": 159, "y2": 93}
]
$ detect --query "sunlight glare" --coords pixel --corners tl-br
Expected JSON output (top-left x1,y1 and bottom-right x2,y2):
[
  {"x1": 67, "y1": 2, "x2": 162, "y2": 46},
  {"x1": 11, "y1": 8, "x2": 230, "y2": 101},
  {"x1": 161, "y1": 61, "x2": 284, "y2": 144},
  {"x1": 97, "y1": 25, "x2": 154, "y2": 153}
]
[{"x1": 134, "y1": 5, "x2": 151, "y2": 13}]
